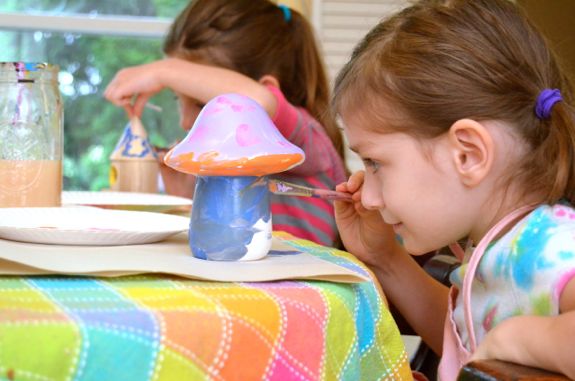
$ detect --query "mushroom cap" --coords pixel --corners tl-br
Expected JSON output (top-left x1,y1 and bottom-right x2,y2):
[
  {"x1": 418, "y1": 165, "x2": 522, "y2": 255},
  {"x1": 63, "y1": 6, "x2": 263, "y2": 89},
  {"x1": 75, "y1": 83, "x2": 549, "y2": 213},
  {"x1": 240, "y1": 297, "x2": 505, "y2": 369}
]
[{"x1": 164, "y1": 93, "x2": 305, "y2": 176}]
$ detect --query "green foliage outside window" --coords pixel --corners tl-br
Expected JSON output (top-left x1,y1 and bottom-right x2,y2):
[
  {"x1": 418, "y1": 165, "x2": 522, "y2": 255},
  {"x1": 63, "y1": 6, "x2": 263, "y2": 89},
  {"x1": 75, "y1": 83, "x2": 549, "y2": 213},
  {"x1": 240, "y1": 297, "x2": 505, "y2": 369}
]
[{"x1": 0, "y1": 0, "x2": 188, "y2": 191}]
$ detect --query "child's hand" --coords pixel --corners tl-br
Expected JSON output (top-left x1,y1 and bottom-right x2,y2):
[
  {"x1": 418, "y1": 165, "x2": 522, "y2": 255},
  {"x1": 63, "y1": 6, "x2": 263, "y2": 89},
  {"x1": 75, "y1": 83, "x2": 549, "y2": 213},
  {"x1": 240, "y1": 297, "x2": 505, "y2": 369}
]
[
  {"x1": 104, "y1": 60, "x2": 168, "y2": 117},
  {"x1": 470, "y1": 317, "x2": 510, "y2": 362},
  {"x1": 334, "y1": 171, "x2": 401, "y2": 268},
  {"x1": 470, "y1": 313, "x2": 575, "y2": 379}
]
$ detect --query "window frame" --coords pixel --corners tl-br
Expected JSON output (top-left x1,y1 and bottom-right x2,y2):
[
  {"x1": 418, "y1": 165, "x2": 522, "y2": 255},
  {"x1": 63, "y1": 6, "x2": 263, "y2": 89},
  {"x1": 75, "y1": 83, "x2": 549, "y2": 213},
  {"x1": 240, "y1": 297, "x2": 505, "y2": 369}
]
[{"x1": 0, "y1": 12, "x2": 171, "y2": 37}]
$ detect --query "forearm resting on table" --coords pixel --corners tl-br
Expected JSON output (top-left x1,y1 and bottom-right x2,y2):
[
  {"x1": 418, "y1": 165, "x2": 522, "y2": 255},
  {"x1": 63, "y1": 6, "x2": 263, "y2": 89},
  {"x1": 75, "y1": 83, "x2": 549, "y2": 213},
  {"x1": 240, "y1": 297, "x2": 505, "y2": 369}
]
[
  {"x1": 368, "y1": 248, "x2": 449, "y2": 355},
  {"x1": 161, "y1": 58, "x2": 277, "y2": 115},
  {"x1": 474, "y1": 312, "x2": 575, "y2": 379}
]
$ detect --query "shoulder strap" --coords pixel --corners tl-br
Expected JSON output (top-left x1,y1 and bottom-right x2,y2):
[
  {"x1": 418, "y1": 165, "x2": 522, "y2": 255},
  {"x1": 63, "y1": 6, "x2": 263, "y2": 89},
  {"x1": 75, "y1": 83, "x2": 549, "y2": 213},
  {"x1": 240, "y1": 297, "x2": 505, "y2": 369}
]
[
  {"x1": 448, "y1": 243, "x2": 466, "y2": 261},
  {"x1": 462, "y1": 205, "x2": 537, "y2": 351}
]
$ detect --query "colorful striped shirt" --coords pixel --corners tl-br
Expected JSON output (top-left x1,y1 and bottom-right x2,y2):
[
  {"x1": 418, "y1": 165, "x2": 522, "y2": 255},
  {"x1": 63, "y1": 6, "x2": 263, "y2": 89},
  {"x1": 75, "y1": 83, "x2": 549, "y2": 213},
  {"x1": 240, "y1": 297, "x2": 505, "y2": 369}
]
[{"x1": 267, "y1": 86, "x2": 347, "y2": 246}]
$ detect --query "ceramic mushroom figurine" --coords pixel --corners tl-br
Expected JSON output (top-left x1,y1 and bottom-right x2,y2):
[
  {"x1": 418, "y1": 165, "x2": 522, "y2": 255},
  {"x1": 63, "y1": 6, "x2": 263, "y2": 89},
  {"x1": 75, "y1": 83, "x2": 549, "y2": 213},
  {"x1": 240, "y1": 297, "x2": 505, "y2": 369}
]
[{"x1": 164, "y1": 93, "x2": 304, "y2": 261}]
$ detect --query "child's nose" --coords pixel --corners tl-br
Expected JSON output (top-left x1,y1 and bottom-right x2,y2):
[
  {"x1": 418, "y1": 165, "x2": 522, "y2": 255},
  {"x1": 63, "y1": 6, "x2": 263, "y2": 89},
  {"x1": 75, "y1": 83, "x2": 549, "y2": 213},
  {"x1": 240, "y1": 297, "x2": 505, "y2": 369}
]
[{"x1": 360, "y1": 180, "x2": 384, "y2": 210}]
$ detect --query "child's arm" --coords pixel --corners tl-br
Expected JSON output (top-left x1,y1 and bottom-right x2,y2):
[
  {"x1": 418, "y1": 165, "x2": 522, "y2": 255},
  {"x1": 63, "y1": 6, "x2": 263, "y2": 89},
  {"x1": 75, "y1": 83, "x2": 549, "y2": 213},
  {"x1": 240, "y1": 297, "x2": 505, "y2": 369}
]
[
  {"x1": 335, "y1": 171, "x2": 450, "y2": 354},
  {"x1": 471, "y1": 279, "x2": 575, "y2": 379},
  {"x1": 104, "y1": 58, "x2": 277, "y2": 118}
]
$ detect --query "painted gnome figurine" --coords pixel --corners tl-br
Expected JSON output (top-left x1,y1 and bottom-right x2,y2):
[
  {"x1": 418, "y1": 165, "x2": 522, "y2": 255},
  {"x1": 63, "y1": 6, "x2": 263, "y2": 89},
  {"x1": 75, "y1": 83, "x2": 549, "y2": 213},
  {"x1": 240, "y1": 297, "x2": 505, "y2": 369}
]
[
  {"x1": 164, "y1": 93, "x2": 304, "y2": 261},
  {"x1": 109, "y1": 116, "x2": 159, "y2": 193}
]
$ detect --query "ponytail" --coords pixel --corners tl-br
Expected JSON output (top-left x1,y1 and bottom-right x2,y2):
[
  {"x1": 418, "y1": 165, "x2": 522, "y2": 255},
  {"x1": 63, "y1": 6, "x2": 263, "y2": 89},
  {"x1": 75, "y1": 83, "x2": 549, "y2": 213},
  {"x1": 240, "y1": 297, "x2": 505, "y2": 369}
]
[{"x1": 532, "y1": 100, "x2": 575, "y2": 204}]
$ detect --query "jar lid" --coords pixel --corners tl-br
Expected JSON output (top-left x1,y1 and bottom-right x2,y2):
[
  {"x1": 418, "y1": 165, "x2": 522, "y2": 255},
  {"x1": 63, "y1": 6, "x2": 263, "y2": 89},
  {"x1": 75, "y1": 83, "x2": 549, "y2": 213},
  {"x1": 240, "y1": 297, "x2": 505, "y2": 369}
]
[{"x1": 0, "y1": 62, "x2": 59, "y2": 83}]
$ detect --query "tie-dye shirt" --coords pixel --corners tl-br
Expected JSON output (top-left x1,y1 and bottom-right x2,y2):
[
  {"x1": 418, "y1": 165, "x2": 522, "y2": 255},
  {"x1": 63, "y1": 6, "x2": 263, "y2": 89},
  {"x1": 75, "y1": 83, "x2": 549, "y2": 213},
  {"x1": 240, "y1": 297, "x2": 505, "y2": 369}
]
[{"x1": 450, "y1": 204, "x2": 575, "y2": 350}]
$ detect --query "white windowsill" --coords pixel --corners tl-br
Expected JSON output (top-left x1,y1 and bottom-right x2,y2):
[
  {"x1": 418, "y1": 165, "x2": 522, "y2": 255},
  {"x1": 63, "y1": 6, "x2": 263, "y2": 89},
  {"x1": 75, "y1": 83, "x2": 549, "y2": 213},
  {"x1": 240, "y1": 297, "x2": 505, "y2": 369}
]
[{"x1": 0, "y1": 12, "x2": 172, "y2": 37}]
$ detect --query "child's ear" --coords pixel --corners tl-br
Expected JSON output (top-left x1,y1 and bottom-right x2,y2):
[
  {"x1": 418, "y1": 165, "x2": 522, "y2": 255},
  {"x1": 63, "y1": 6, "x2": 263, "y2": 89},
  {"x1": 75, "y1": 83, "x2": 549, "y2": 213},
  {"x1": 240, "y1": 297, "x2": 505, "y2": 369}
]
[
  {"x1": 448, "y1": 119, "x2": 494, "y2": 187},
  {"x1": 258, "y1": 75, "x2": 280, "y2": 89}
]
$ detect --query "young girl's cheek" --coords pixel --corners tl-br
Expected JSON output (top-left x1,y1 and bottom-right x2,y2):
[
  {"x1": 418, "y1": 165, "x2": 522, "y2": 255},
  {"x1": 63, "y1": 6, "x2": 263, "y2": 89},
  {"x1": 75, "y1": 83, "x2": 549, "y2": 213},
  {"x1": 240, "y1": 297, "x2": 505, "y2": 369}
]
[
  {"x1": 179, "y1": 114, "x2": 192, "y2": 131},
  {"x1": 179, "y1": 102, "x2": 200, "y2": 130}
]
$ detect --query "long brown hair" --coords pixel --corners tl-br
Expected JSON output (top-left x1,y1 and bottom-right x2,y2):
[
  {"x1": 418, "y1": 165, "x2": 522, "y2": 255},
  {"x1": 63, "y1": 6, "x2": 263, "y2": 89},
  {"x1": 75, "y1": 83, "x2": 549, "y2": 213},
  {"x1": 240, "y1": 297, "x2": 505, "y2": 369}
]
[
  {"x1": 334, "y1": 0, "x2": 575, "y2": 204},
  {"x1": 164, "y1": 0, "x2": 345, "y2": 161}
]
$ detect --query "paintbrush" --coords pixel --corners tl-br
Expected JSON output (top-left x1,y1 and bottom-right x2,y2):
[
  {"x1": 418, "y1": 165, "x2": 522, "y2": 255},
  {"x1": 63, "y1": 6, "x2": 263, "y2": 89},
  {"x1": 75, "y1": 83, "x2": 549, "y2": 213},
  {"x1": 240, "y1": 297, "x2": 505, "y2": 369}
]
[
  {"x1": 268, "y1": 179, "x2": 353, "y2": 202},
  {"x1": 148, "y1": 156, "x2": 353, "y2": 202}
]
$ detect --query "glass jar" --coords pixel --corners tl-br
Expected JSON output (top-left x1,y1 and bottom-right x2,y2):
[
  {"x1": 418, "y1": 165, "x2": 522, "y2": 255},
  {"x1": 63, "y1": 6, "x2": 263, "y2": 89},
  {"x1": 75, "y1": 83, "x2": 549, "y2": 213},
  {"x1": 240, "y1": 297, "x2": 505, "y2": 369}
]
[{"x1": 0, "y1": 62, "x2": 63, "y2": 207}]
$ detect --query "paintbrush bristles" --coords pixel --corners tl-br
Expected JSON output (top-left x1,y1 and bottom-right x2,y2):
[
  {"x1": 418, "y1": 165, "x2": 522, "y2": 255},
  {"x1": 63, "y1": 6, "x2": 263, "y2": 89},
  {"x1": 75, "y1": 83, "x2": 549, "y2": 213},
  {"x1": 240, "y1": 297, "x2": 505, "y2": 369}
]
[
  {"x1": 269, "y1": 180, "x2": 314, "y2": 197},
  {"x1": 269, "y1": 179, "x2": 352, "y2": 202}
]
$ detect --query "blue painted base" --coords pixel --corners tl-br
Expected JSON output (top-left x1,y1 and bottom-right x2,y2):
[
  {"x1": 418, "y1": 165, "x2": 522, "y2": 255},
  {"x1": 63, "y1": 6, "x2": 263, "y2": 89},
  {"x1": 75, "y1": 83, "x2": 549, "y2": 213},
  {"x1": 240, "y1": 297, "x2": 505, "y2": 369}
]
[{"x1": 189, "y1": 176, "x2": 272, "y2": 261}]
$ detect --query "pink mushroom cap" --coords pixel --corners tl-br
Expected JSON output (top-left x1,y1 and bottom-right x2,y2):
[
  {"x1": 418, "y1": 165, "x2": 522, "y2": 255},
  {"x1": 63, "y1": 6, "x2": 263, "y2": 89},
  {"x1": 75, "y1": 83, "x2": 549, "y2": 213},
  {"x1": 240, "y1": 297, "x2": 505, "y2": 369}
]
[{"x1": 164, "y1": 93, "x2": 305, "y2": 176}]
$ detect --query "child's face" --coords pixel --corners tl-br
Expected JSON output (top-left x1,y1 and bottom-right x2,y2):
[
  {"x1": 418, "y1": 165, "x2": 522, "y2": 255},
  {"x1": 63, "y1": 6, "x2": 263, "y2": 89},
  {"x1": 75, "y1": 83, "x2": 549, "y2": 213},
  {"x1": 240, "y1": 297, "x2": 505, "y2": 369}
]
[
  {"x1": 342, "y1": 111, "x2": 470, "y2": 255},
  {"x1": 175, "y1": 92, "x2": 204, "y2": 131}
]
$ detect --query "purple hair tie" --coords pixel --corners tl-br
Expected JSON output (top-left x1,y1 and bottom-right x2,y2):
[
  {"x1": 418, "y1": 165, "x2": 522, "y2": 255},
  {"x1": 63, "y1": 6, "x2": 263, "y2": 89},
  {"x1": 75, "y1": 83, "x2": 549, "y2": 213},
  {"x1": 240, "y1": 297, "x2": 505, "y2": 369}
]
[{"x1": 535, "y1": 88, "x2": 562, "y2": 120}]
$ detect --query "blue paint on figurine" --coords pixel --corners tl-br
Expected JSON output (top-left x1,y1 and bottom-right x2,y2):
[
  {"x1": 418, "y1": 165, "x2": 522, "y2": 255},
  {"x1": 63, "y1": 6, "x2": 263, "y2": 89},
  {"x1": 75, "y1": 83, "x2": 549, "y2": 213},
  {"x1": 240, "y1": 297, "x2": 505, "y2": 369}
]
[{"x1": 189, "y1": 176, "x2": 272, "y2": 261}]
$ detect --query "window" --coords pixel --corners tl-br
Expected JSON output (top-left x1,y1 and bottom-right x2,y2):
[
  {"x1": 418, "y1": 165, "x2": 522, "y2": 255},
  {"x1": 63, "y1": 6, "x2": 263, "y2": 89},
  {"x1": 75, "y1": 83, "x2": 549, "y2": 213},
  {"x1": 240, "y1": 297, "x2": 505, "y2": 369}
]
[
  {"x1": 315, "y1": 0, "x2": 407, "y2": 172},
  {"x1": 0, "y1": 1, "x2": 188, "y2": 190},
  {"x1": 1, "y1": 0, "x2": 408, "y2": 188}
]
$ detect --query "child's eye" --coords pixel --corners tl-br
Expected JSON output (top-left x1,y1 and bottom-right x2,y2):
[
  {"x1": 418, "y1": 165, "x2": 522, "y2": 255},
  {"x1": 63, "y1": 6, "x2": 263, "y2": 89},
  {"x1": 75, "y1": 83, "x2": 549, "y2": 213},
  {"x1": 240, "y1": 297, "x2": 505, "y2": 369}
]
[{"x1": 362, "y1": 158, "x2": 381, "y2": 173}]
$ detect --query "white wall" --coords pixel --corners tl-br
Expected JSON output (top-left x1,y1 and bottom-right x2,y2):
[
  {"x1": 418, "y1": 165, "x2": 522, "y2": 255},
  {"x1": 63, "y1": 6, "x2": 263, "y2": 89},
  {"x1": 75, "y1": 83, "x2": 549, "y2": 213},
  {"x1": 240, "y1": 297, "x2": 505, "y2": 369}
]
[{"x1": 315, "y1": 0, "x2": 408, "y2": 172}]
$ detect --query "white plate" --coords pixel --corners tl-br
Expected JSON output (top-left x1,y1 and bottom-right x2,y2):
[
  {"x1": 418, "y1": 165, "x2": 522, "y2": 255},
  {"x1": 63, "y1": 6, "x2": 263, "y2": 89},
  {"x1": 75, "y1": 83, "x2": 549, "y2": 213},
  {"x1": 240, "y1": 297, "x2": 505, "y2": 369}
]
[
  {"x1": 62, "y1": 191, "x2": 192, "y2": 212},
  {"x1": 0, "y1": 207, "x2": 189, "y2": 246}
]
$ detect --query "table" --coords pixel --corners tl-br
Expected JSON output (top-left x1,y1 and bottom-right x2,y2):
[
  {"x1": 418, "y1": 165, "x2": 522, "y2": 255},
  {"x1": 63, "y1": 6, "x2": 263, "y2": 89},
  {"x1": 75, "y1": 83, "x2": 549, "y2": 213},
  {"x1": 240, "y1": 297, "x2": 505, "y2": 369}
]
[
  {"x1": 458, "y1": 360, "x2": 570, "y2": 381},
  {"x1": 0, "y1": 233, "x2": 412, "y2": 381}
]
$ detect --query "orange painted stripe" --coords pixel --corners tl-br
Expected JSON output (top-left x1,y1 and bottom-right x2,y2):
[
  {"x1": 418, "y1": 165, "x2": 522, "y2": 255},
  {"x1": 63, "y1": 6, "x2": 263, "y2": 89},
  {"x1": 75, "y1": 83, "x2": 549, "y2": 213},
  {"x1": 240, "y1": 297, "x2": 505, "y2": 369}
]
[{"x1": 165, "y1": 151, "x2": 303, "y2": 176}]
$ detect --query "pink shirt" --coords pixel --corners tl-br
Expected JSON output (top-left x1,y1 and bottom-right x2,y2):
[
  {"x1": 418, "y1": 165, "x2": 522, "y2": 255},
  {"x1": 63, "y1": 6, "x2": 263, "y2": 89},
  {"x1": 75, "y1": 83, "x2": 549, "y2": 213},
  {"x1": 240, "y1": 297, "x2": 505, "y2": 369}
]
[{"x1": 268, "y1": 85, "x2": 347, "y2": 246}]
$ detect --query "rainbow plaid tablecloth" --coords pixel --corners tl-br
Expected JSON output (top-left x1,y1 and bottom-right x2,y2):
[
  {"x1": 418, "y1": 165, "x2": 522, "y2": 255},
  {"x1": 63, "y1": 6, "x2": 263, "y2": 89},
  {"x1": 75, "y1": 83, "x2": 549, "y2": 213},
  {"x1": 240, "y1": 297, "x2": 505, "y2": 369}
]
[{"x1": 0, "y1": 233, "x2": 412, "y2": 381}]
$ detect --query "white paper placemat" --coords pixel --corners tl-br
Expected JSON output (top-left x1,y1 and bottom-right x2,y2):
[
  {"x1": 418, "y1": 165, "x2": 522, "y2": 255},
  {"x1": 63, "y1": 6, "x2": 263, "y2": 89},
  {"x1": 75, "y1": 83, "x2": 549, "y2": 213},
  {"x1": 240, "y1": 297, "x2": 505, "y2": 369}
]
[{"x1": 0, "y1": 233, "x2": 369, "y2": 283}]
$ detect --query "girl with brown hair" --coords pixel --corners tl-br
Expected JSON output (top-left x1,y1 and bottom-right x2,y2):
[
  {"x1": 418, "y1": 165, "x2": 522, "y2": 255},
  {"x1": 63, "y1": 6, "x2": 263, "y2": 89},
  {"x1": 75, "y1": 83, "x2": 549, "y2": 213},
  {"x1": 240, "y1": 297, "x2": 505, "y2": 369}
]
[
  {"x1": 105, "y1": 0, "x2": 347, "y2": 247},
  {"x1": 332, "y1": 0, "x2": 575, "y2": 379}
]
